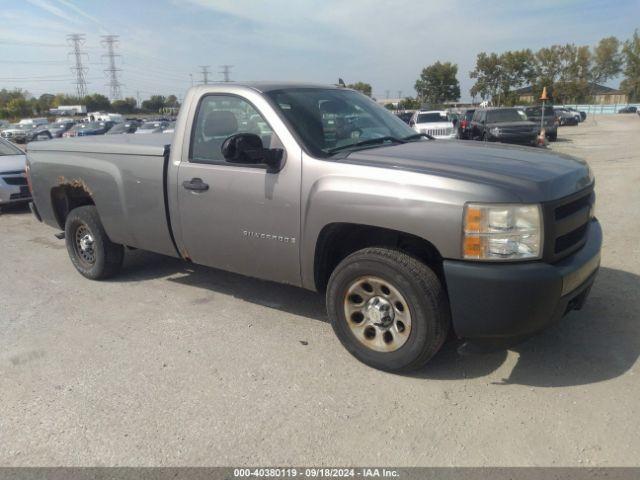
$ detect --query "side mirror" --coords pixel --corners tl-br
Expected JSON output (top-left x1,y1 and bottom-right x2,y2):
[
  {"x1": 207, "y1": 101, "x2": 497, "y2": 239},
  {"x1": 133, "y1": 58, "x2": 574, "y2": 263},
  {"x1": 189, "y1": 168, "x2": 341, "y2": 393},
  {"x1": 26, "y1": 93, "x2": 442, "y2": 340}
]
[{"x1": 221, "y1": 133, "x2": 284, "y2": 172}]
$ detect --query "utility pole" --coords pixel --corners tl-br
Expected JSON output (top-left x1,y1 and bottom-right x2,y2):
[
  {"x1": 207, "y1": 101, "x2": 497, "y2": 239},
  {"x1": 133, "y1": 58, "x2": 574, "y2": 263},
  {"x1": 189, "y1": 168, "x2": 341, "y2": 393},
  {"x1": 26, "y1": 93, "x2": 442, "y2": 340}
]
[
  {"x1": 385, "y1": 89, "x2": 390, "y2": 99},
  {"x1": 219, "y1": 64, "x2": 233, "y2": 82},
  {"x1": 136, "y1": 90, "x2": 141, "y2": 110},
  {"x1": 199, "y1": 66, "x2": 211, "y2": 85},
  {"x1": 397, "y1": 90, "x2": 402, "y2": 99},
  {"x1": 189, "y1": 73, "x2": 194, "y2": 87},
  {"x1": 101, "y1": 35, "x2": 123, "y2": 100},
  {"x1": 67, "y1": 33, "x2": 88, "y2": 98}
]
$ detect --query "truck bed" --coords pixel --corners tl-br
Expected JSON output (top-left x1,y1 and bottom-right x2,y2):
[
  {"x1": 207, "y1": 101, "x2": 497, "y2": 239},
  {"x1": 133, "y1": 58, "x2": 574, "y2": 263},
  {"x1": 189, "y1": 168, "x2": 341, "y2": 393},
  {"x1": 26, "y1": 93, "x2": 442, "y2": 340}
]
[
  {"x1": 27, "y1": 133, "x2": 178, "y2": 258},
  {"x1": 27, "y1": 133, "x2": 173, "y2": 156}
]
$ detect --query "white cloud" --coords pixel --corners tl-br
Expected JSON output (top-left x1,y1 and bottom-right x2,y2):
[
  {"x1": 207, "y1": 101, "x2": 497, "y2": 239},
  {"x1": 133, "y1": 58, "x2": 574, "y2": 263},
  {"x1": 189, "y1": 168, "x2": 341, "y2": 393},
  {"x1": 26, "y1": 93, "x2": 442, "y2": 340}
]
[{"x1": 25, "y1": 0, "x2": 75, "y2": 23}]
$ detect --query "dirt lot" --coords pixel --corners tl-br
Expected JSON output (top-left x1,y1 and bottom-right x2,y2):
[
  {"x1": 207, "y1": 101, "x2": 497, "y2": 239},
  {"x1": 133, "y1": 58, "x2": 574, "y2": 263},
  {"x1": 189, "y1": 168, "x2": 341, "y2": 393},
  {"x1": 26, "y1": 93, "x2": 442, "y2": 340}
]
[{"x1": 1, "y1": 114, "x2": 639, "y2": 466}]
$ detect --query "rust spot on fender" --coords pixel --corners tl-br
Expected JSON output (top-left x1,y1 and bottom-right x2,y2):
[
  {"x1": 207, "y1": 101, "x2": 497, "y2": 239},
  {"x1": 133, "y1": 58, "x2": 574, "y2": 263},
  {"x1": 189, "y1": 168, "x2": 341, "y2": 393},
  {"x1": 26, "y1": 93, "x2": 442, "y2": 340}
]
[{"x1": 56, "y1": 176, "x2": 93, "y2": 197}]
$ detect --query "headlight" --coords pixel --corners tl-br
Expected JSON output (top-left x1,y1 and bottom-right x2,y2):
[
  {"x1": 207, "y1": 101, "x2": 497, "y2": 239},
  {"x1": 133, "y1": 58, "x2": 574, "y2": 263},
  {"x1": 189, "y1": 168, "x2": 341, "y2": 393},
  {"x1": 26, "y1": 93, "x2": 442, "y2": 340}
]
[
  {"x1": 489, "y1": 127, "x2": 501, "y2": 136},
  {"x1": 462, "y1": 203, "x2": 543, "y2": 261}
]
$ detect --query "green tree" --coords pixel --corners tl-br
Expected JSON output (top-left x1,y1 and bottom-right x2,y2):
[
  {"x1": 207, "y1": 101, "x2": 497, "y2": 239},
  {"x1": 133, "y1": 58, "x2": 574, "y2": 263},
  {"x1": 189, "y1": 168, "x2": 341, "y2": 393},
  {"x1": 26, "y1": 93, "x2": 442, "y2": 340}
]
[
  {"x1": 164, "y1": 94, "x2": 180, "y2": 108},
  {"x1": 469, "y1": 52, "x2": 502, "y2": 102},
  {"x1": 415, "y1": 61, "x2": 460, "y2": 104},
  {"x1": 112, "y1": 97, "x2": 137, "y2": 114},
  {"x1": 588, "y1": 36, "x2": 623, "y2": 102},
  {"x1": 621, "y1": 30, "x2": 640, "y2": 102},
  {"x1": 347, "y1": 82, "x2": 372, "y2": 97},
  {"x1": 141, "y1": 95, "x2": 166, "y2": 113},
  {"x1": 83, "y1": 94, "x2": 111, "y2": 112},
  {"x1": 6, "y1": 97, "x2": 31, "y2": 118},
  {"x1": 397, "y1": 97, "x2": 421, "y2": 110}
]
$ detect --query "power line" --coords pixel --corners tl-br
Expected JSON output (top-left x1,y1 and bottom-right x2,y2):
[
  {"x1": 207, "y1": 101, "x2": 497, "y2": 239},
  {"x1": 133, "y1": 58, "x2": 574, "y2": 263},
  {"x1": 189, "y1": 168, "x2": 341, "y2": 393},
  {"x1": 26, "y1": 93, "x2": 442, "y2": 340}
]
[
  {"x1": 199, "y1": 65, "x2": 211, "y2": 85},
  {"x1": 101, "y1": 35, "x2": 123, "y2": 100},
  {"x1": 219, "y1": 64, "x2": 233, "y2": 82},
  {"x1": 67, "y1": 33, "x2": 89, "y2": 97}
]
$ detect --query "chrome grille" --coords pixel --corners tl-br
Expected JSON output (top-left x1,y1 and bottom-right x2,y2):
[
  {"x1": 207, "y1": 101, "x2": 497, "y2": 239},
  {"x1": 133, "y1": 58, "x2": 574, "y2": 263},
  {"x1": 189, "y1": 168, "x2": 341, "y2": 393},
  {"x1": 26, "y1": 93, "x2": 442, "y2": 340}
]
[{"x1": 421, "y1": 127, "x2": 453, "y2": 137}]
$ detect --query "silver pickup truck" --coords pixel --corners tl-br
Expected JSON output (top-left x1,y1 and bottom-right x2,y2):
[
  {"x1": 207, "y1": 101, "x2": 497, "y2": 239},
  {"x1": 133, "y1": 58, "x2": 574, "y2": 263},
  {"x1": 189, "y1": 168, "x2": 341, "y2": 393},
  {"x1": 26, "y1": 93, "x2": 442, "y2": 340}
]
[{"x1": 26, "y1": 82, "x2": 602, "y2": 372}]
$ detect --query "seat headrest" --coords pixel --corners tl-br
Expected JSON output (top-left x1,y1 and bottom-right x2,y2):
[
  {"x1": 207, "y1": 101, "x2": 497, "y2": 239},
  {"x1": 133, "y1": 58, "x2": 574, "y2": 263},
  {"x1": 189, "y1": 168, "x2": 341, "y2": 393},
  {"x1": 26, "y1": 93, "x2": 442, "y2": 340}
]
[{"x1": 204, "y1": 110, "x2": 238, "y2": 137}]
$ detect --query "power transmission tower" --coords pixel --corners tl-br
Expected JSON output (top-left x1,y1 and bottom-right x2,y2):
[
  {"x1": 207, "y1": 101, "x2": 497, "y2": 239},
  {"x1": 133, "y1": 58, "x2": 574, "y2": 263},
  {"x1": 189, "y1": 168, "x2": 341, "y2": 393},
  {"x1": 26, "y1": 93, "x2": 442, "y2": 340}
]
[
  {"x1": 67, "y1": 34, "x2": 88, "y2": 97},
  {"x1": 199, "y1": 66, "x2": 211, "y2": 85},
  {"x1": 219, "y1": 64, "x2": 233, "y2": 82},
  {"x1": 101, "y1": 35, "x2": 123, "y2": 100}
]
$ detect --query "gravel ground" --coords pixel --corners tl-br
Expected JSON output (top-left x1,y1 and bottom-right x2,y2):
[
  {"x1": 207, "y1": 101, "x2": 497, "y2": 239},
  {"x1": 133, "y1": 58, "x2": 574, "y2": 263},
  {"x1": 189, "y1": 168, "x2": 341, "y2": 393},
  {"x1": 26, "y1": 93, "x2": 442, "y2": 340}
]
[{"x1": 1, "y1": 114, "x2": 639, "y2": 466}]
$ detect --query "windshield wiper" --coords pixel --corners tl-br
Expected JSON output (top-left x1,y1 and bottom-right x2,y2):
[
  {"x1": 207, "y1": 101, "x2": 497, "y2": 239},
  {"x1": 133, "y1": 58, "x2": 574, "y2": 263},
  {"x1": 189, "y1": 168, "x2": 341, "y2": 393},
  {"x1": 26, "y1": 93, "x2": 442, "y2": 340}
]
[
  {"x1": 328, "y1": 136, "x2": 406, "y2": 154},
  {"x1": 403, "y1": 132, "x2": 435, "y2": 141}
]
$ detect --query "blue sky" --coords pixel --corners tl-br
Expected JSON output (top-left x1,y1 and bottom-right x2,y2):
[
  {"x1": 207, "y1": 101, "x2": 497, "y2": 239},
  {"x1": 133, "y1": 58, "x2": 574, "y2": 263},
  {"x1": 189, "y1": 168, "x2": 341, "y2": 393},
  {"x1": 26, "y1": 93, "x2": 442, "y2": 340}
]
[{"x1": 0, "y1": 0, "x2": 638, "y2": 102}]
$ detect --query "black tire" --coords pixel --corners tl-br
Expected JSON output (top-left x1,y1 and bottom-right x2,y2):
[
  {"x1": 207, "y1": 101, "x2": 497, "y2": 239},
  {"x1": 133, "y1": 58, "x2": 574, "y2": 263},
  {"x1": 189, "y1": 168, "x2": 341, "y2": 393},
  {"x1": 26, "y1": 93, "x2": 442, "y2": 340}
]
[
  {"x1": 64, "y1": 205, "x2": 124, "y2": 280},
  {"x1": 548, "y1": 132, "x2": 557, "y2": 141},
  {"x1": 482, "y1": 132, "x2": 489, "y2": 142},
  {"x1": 326, "y1": 247, "x2": 450, "y2": 372}
]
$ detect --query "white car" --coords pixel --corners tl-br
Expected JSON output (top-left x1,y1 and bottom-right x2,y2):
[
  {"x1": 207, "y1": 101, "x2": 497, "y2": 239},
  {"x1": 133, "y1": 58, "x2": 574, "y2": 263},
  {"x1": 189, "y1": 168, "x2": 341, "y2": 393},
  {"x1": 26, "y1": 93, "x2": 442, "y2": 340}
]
[
  {"x1": 410, "y1": 110, "x2": 456, "y2": 139},
  {"x1": 0, "y1": 137, "x2": 30, "y2": 207}
]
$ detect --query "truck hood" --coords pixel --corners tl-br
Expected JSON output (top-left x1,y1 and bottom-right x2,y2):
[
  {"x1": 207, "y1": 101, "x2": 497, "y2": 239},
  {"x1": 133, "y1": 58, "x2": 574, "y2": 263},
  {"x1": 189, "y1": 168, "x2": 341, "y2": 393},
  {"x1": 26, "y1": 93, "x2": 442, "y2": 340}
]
[
  {"x1": 0, "y1": 153, "x2": 27, "y2": 173},
  {"x1": 344, "y1": 140, "x2": 592, "y2": 202}
]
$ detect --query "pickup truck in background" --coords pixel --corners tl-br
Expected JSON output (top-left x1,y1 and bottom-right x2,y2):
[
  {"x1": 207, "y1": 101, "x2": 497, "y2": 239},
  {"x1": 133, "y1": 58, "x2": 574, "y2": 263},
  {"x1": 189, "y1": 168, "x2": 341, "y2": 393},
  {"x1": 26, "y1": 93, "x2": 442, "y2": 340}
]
[{"x1": 26, "y1": 83, "x2": 602, "y2": 372}]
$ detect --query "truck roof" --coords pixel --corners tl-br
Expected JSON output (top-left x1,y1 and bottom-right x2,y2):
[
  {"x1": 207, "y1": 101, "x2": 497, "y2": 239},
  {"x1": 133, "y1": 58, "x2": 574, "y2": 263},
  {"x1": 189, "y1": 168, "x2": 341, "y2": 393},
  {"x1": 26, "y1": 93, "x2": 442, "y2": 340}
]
[
  {"x1": 189, "y1": 81, "x2": 341, "y2": 93},
  {"x1": 27, "y1": 132, "x2": 172, "y2": 156}
]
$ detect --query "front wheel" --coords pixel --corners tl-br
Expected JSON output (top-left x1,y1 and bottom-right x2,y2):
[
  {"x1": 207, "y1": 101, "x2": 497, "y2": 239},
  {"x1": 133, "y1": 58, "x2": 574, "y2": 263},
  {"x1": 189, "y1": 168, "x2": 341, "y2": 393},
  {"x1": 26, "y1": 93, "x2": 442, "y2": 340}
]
[
  {"x1": 65, "y1": 205, "x2": 124, "y2": 280},
  {"x1": 326, "y1": 248, "x2": 450, "y2": 372}
]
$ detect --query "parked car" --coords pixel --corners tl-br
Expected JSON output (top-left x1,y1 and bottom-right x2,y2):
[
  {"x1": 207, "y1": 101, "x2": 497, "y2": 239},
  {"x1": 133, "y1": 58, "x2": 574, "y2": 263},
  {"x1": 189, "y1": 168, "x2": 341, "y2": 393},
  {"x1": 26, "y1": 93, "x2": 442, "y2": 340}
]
[
  {"x1": 106, "y1": 121, "x2": 139, "y2": 135},
  {"x1": 135, "y1": 120, "x2": 170, "y2": 134},
  {"x1": 469, "y1": 108, "x2": 539, "y2": 145},
  {"x1": 524, "y1": 106, "x2": 559, "y2": 141},
  {"x1": 394, "y1": 112, "x2": 413, "y2": 124},
  {"x1": 566, "y1": 107, "x2": 586, "y2": 122},
  {"x1": 554, "y1": 108, "x2": 580, "y2": 126},
  {"x1": 162, "y1": 122, "x2": 176, "y2": 134},
  {"x1": 0, "y1": 137, "x2": 30, "y2": 207},
  {"x1": 409, "y1": 110, "x2": 456, "y2": 139},
  {"x1": 618, "y1": 106, "x2": 638, "y2": 114},
  {"x1": 456, "y1": 109, "x2": 475, "y2": 139},
  {"x1": 18, "y1": 117, "x2": 48, "y2": 127},
  {"x1": 1, "y1": 123, "x2": 52, "y2": 143},
  {"x1": 63, "y1": 121, "x2": 114, "y2": 137},
  {"x1": 48, "y1": 120, "x2": 75, "y2": 138},
  {"x1": 26, "y1": 82, "x2": 601, "y2": 372}
]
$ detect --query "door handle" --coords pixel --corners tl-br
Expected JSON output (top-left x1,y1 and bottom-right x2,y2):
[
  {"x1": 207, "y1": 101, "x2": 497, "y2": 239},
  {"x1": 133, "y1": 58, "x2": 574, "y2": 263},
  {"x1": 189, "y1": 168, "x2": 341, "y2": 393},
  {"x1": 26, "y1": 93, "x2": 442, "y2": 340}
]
[{"x1": 182, "y1": 178, "x2": 209, "y2": 192}]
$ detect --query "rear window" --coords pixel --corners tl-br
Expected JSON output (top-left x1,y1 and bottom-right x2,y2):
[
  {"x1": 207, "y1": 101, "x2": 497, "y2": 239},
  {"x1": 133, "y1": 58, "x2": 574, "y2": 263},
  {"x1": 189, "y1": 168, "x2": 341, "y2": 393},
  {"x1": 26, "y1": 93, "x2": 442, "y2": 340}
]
[
  {"x1": 525, "y1": 106, "x2": 554, "y2": 116},
  {"x1": 486, "y1": 109, "x2": 527, "y2": 123}
]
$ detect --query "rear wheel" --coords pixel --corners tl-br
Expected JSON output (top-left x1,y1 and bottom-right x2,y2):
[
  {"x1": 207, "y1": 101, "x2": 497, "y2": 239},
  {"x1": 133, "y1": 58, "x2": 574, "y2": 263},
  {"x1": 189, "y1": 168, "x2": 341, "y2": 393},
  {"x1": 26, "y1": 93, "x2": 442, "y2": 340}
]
[
  {"x1": 64, "y1": 205, "x2": 124, "y2": 280},
  {"x1": 326, "y1": 248, "x2": 450, "y2": 372},
  {"x1": 548, "y1": 132, "x2": 557, "y2": 141}
]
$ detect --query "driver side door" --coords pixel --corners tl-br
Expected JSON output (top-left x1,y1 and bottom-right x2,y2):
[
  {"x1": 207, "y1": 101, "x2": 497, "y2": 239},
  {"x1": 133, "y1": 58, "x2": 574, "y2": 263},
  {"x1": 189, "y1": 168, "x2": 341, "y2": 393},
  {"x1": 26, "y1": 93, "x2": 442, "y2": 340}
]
[{"x1": 175, "y1": 93, "x2": 302, "y2": 286}]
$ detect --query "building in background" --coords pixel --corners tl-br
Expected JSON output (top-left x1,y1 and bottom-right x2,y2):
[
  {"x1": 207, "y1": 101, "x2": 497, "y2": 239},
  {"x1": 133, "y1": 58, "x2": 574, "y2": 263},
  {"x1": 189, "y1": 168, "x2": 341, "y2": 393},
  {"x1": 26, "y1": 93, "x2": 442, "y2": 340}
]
[{"x1": 515, "y1": 84, "x2": 628, "y2": 105}]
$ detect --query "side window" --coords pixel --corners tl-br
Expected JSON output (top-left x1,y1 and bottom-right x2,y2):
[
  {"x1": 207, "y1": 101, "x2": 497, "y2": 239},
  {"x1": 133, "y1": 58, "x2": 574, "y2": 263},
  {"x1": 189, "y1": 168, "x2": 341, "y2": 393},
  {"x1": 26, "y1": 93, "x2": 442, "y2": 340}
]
[{"x1": 190, "y1": 95, "x2": 275, "y2": 164}]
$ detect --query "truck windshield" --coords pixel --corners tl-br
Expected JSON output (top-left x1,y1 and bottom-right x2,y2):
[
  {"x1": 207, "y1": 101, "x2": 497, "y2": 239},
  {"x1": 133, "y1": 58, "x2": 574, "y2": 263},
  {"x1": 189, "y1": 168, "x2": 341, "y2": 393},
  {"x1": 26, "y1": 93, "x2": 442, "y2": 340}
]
[
  {"x1": 416, "y1": 113, "x2": 448, "y2": 123},
  {"x1": 0, "y1": 139, "x2": 23, "y2": 156},
  {"x1": 265, "y1": 88, "x2": 416, "y2": 157}
]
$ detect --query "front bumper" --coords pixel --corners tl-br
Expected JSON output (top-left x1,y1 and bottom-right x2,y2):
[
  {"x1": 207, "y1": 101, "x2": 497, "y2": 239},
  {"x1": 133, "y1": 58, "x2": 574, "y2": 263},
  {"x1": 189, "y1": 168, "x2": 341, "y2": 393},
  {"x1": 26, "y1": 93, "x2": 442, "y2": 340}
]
[
  {"x1": 444, "y1": 219, "x2": 602, "y2": 341},
  {"x1": 0, "y1": 177, "x2": 31, "y2": 205},
  {"x1": 489, "y1": 132, "x2": 538, "y2": 144}
]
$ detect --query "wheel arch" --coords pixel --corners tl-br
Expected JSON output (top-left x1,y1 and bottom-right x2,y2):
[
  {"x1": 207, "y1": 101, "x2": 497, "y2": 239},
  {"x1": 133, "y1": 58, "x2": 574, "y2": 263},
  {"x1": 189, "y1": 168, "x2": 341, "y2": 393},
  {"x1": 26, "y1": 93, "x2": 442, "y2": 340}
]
[
  {"x1": 312, "y1": 222, "x2": 444, "y2": 293},
  {"x1": 50, "y1": 183, "x2": 95, "y2": 229}
]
